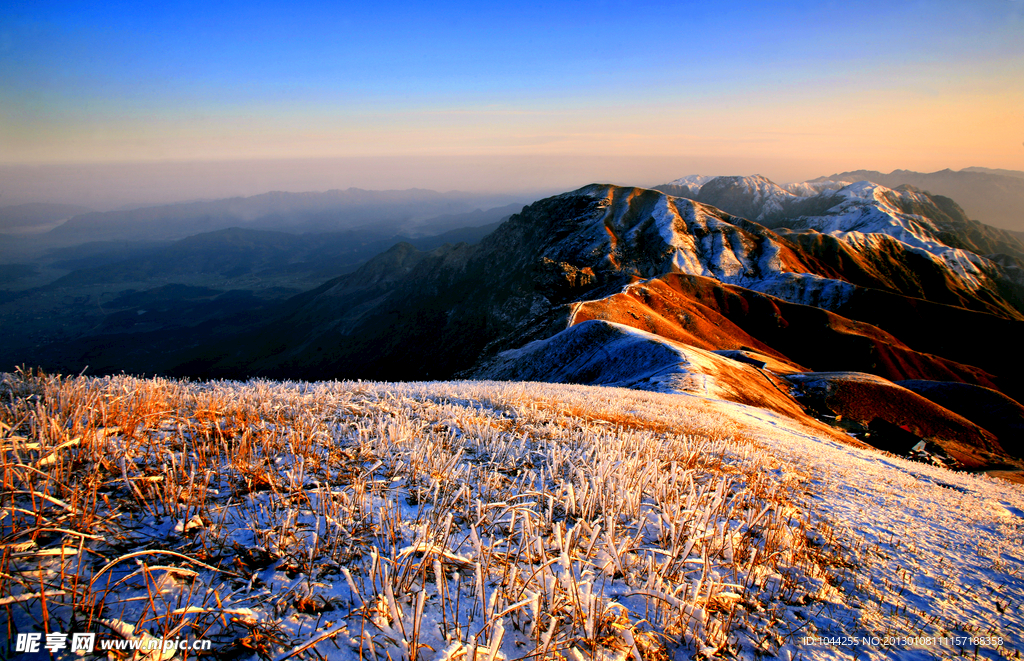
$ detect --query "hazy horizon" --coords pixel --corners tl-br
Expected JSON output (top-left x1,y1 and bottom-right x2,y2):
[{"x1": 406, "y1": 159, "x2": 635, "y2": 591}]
[
  {"x1": 0, "y1": 155, "x2": 945, "y2": 211},
  {"x1": 4, "y1": 157, "x2": 1020, "y2": 212},
  {"x1": 2, "y1": 0, "x2": 1022, "y2": 209}
]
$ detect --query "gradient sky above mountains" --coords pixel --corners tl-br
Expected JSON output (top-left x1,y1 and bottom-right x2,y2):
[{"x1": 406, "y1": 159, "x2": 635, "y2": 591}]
[{"x1": 2, "y1": 0, "x2": 1022, "y2": 204}]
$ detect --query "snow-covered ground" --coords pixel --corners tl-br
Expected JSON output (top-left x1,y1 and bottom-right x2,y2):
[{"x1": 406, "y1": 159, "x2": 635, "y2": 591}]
[{"x1": 2, "y1": 372, "x2": 1021, "y2": 660}]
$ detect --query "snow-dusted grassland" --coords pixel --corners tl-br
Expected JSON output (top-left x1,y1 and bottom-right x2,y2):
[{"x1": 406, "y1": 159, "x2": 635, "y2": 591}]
[{"x1": 2, "y1": 371, "x2": 1022, "y2": 660}]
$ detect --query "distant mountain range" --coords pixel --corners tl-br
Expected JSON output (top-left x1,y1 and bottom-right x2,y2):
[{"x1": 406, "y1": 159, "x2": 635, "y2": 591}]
[
  {"x1": 21, "y1": 176, "x2": 1024, "y2": 391},
  {"x1": 962, "y1": 166, "x2": 1024, "y2": 180},
  {"x1": 808, "y1": 168, "x2": 1024, "y2": 232},
  {"x1": 657, "y1": 168, "x2": 1024, "y2": 232},
  {"x1": 41, "y1": 189, "x2": 523, "y2": 242},
  {"x1": 42, "y1": 219, "x2": 508, "y2": 289},
  {"x1": 0, "y1": 203, "x2": 93, "y2": 233},
  {"x1": 0, "y1": 196, "x2": 520, "y2": 374}
]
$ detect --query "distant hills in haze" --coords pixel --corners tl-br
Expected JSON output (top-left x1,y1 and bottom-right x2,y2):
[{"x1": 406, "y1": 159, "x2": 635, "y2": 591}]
[
  {"x1": 961, "y1": 166, "x2": 1024, "y2": 180},
  {"x1": 43, "y1": 189, "x2": 524, "y2": 243},
  {"x1": 0, "y1": 203, "x2": 93, "y2": 233},
  {"x1": 43, "y1": 221, "x2": 506, "y2": 290},
  {"x1": 0, "y1": 190, "x2": 525, "y2": 375}
]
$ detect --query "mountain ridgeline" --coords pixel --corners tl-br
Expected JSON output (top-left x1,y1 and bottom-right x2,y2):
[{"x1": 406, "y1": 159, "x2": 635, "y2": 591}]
[
  {"x1": 179, "y1": 181, "x2": 1024, "y2": 397},
  {"x1": 39, "y1": 189, "x2": 524, "y2": 243},
  {"x1": 653, "y1": 167, "x2": 1024, "y2": 233}
]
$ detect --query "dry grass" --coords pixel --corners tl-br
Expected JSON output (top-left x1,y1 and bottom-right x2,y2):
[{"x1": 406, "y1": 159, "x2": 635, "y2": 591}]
[{"x1": 1, "y1": 369, "x2": 853, "y2": 660}]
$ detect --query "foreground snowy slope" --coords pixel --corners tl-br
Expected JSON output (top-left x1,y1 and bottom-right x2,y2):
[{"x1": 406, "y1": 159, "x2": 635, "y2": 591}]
[{"x1": 2, "y1": 372, "x2": 1021, "y2": 660}]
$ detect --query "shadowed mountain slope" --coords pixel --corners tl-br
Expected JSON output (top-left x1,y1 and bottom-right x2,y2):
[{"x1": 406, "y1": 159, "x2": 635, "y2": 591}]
[
  {"x1": 896, "y1": 380, "x2": 1024, "y2": 459},
  {"x1": 785, "y1": 372, "x2": 1005, "y2": 467}
]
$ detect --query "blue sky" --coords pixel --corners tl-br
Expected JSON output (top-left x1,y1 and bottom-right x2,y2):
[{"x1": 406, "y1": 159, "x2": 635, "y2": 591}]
[{"x1": 1, "y1": 0, "x2": 1022, "y2": 200}]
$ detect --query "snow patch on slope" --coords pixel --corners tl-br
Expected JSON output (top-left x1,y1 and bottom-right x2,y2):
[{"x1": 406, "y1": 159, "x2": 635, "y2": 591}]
[
  {"x1": 659, "y1": 176, "x2": 998, "y2": 294},
  {"x1": 477, "y1": 319, "x2": 724, "y2": 396},
  {"x1": 668, "y1": 174, "x2": 853, "y2": 199},
  {"x1": 728, "y1": 175, "x2": 794, "y2": 219},
  {"x1": 709, "y1": 393, "x2": 1024, "y2": 658},
  {"x1": 653, "y1": 196, "x2": 758, "y2": 281},
  {"x1": 746, "y1": 273, "x2": 857, "y2": 309},
  {"x1": 796, "y1": 182, "x2": 992, "y2": 290},
  {"x1": 783, "y1": 179, "x2": 853, "y2": 196},
  {"x1": 580, "y1": 180, "x2": 996, "y2": 311}
]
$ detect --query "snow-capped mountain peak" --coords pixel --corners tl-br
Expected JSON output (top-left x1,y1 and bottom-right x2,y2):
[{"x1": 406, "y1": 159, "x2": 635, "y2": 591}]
[
  {"x1": 695, "y1": 175, "x2": 796, "y2": 220},
  {"x1": 788, "y1": 181, "x2": 993, "y2": 290},
  {"x1": 653, "y1": 174, "x2": 1024, "y2": 298},
  {"x1": 782, "y1": 179, "x2": 853, "y2": 197},
  {"x1": 664, "y1": 174, "x2": 716, "y2": 189}
]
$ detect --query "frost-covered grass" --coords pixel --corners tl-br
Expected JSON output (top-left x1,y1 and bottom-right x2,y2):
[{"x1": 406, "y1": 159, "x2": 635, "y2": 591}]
[{"x1": 1, "y1": 370, "x2": 1022, "y2": 660}]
